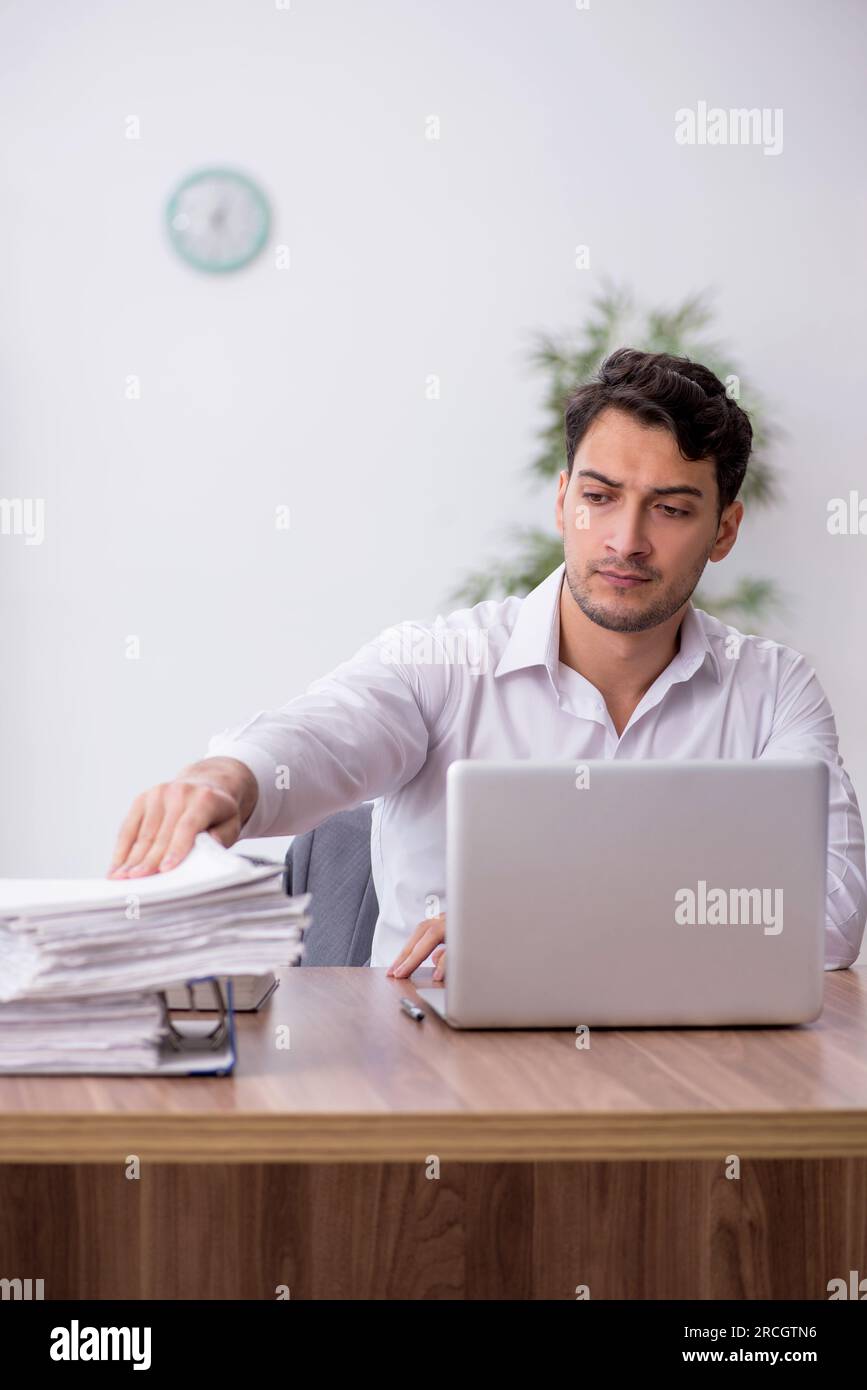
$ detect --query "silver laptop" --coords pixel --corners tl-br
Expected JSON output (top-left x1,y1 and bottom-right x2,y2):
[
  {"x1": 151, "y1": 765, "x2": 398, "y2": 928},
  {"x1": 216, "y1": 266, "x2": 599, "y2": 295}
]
[{"x1": 415, "y1": 759, "x2": 828, "y2": 1028}]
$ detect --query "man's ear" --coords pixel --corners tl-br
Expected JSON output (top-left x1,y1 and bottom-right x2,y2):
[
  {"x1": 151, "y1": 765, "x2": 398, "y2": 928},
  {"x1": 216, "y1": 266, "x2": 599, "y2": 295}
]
[
  {"x1": 555, "y1": 469, "x2": 570, "y2": 537},
  {"x1": 709, "y1": 499, "x2": 744, "y2": 562}
]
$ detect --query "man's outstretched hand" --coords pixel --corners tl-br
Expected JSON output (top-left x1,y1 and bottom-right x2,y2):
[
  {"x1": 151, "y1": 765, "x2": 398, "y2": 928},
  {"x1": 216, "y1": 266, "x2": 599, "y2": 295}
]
[{"x1": 107, "y1": 757, "x2": 258, "y2": 879}]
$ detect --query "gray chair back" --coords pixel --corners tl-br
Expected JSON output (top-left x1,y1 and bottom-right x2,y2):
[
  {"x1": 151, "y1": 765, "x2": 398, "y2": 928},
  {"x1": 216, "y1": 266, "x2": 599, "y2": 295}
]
[{"x1": 284, "y1": 803, "x2": 379, "y2": 965}]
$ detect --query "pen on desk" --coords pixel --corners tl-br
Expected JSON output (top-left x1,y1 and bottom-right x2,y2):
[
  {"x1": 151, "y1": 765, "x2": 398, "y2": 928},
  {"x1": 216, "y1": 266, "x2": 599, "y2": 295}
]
[{"x1": 399, "y1": 997, "x2": 425, "y2": 1022}]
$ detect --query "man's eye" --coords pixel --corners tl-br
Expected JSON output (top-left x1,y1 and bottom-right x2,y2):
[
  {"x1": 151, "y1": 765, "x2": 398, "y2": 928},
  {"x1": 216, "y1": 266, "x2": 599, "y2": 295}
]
[{"x1": 581, "y1": 492, "x2": 689, "y2": 518}]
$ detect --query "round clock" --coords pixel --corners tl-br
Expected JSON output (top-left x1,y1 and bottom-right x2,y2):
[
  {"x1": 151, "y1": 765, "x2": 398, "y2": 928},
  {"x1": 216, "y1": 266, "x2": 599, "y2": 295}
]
[{"x1": 165, "y1": 168, "x2": 271, "y2": 273}]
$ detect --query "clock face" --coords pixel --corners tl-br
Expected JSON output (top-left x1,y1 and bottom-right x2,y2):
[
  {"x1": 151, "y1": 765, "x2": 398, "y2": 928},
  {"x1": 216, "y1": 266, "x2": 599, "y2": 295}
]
[{"x1": 166, "y1": 168, "x2": 270, "y2": 272}]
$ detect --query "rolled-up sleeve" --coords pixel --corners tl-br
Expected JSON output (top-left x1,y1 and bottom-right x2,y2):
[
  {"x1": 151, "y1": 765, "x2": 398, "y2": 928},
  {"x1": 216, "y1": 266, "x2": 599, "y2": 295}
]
[
  {"x1": 759, "y1": 654, "x2": 867, "y2": 969},
  {"x1": 204, "y1": 622, "x2": 449, "y2": 840}
]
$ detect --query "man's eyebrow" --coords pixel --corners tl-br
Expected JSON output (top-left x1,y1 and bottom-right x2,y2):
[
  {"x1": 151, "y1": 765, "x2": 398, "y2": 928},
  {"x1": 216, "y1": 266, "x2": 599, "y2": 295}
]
[{"x1": 575, "y1": 468, "x2": 705, "y2": 500}]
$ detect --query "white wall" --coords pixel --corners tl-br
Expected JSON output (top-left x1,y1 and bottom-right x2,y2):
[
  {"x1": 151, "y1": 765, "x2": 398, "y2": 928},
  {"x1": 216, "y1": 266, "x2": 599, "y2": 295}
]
[{"x1": 1, "y1": 0, "x2": 865, "y2": 879}]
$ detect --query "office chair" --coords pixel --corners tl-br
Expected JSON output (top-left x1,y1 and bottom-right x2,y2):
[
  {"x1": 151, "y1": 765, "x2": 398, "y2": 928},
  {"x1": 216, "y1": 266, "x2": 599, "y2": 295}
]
[{"x1": 284, "y1": 802, "x2": 379, "y2": 965}]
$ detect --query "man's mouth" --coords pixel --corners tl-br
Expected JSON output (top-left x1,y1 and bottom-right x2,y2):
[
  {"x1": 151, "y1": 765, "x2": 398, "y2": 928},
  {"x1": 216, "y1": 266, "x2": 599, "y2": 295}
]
[{"x1": 597, "y1": 570, "x2": 651, "y2": 589}]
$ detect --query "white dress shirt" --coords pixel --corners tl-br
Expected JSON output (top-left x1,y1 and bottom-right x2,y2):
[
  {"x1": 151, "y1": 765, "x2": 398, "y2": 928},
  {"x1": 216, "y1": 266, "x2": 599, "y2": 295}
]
[{"x1": 206, "y1": 564, "x2": 867, "y2": 970}]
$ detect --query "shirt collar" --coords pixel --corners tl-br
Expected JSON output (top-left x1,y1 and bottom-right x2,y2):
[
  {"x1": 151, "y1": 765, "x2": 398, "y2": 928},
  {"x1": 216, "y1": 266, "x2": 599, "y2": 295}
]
[
  {"x1": 494, "y1": 564, "x2": 564, "y2": 681},
  {"x1": 675, "y1": 598, "x2": 723, "y2": 683},
  {"x1": 494, "y1": 562, "x2": 722, "y2": 685}
]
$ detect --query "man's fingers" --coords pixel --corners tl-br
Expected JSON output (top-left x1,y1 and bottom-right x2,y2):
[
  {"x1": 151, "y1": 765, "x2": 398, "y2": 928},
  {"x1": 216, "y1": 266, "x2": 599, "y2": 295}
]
[
  {"x1": 387, "y1": 921, "x2": 432, "y2": 974},
  {"x1": 110, "y1": 783, "x2": 239, "y2": 879},
  {"x1": 432, "y1": 948, "x2": 446, "y2": 983},
  {"x1": 124, "y1": 794, "x2": 188, "y2": 878},
  {"x1": 387, "y1": 914, "x2": 444, "y2": 975},
  {"x1": 113, "y1": 789, "x2": 170, "y2": 876},
  {"x1": 207, "y1": 815, "x2": 242, "y2": 849},
  {"x1": 108, "y1": 796, "x2": 145, "y2": 874},
  {"x1": 160, "y1": 806, "x2": 237, "y2": 871},
  {"x1": 108, "y1": 766, "x2": 252, "y2": 881},
  {"x1": 391, "y1": 922, "x2": 445, "y2": 978},
  {"x1": 126, "y1": 786, "x2": 226, "y2": 878}
]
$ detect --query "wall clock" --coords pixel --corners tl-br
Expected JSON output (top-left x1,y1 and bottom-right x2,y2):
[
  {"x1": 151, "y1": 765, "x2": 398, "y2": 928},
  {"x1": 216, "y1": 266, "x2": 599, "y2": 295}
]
[{"x1": 165, "y1": 168, "x2": 271, "y2": 273}]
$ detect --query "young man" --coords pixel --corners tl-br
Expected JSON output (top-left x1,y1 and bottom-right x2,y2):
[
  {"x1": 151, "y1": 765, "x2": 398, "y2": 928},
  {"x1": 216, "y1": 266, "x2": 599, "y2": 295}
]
[{"x1": 108, "y1": 349, "x2": 867, "y2": 979}]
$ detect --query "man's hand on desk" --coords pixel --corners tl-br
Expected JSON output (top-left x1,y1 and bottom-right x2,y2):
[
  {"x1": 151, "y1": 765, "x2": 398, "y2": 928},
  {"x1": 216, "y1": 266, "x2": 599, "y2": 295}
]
[
  {"x1": 387, "y1": 913, "x2": 446, "y2": 982},
  {"x1": 106, "y1": 757, "x2": 259, "y2": 879}
]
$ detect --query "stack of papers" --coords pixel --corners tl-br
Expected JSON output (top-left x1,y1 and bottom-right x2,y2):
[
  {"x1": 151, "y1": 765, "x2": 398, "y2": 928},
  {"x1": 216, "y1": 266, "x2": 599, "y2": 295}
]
[
  {"x1": 0, "y1": 995, "x2": 168, "y2": 1073},
  {"x1": 0, "y1": 834, "x2": 309, "y2": 1073}
]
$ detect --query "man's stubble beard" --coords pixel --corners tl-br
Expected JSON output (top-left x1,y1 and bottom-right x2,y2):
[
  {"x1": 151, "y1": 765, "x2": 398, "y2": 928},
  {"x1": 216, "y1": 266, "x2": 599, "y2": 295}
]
[{"x1": 563, "y1": 546, "x2": 713, "y2": 634}]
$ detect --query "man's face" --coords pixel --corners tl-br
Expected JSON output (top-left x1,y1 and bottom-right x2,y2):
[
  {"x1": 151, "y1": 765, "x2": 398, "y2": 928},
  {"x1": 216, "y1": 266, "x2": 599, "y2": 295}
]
[{"x1": 555, "y1": 407, "x2": 741, "y2": 633}]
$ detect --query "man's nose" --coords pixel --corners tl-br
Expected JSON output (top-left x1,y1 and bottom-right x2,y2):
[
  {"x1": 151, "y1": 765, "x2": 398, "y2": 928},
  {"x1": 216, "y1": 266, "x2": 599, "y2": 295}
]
[{"x1": 604, "y1": 509, "x2": 652, "y2": 560}]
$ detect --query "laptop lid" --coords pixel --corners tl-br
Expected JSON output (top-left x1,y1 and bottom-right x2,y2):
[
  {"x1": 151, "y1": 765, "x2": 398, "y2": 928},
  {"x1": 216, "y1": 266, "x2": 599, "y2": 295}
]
[{"x1": 432, "y1": 759, "x2": 827, "y2": 1028}]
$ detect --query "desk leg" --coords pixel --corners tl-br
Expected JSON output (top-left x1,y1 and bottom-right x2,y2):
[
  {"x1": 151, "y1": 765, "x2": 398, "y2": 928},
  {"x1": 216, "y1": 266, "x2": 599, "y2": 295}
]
[{"x1": 1, "y1": 1160, "x2": 864, "y2": 1299}]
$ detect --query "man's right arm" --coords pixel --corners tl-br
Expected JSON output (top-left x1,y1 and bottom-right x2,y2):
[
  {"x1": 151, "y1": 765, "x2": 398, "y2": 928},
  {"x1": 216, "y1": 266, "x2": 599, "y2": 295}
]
[{"x1": 108, "y1": 619, "x2": 450, "y2": 878}]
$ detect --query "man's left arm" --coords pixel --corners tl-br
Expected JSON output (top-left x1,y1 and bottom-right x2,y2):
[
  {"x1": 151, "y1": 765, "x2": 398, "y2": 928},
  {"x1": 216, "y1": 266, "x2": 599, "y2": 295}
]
[{"x1": 759, "y1": 652, "x2": 867, "y2": 969}]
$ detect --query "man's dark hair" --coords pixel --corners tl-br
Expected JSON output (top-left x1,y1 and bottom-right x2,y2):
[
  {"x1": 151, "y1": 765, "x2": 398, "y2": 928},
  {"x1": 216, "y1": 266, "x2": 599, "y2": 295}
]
[{"x1": 564, "y1": 347, "x2": 753, "y2": 516}]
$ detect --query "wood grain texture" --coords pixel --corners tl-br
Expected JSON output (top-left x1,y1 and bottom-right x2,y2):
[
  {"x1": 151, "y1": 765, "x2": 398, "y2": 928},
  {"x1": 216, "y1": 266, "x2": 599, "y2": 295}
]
[
  {"x1": 2, "y1": 1159, "x2": 864, "y2": 1299},
  {"x1": 0, "y1": 966, "x2": 866, "y2": 1162}
]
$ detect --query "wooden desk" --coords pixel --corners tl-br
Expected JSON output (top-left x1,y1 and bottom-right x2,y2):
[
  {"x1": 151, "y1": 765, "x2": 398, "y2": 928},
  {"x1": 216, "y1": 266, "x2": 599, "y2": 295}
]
[{"x1": 1, "y1": 966, "x2": 866, "y2": 1299}]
